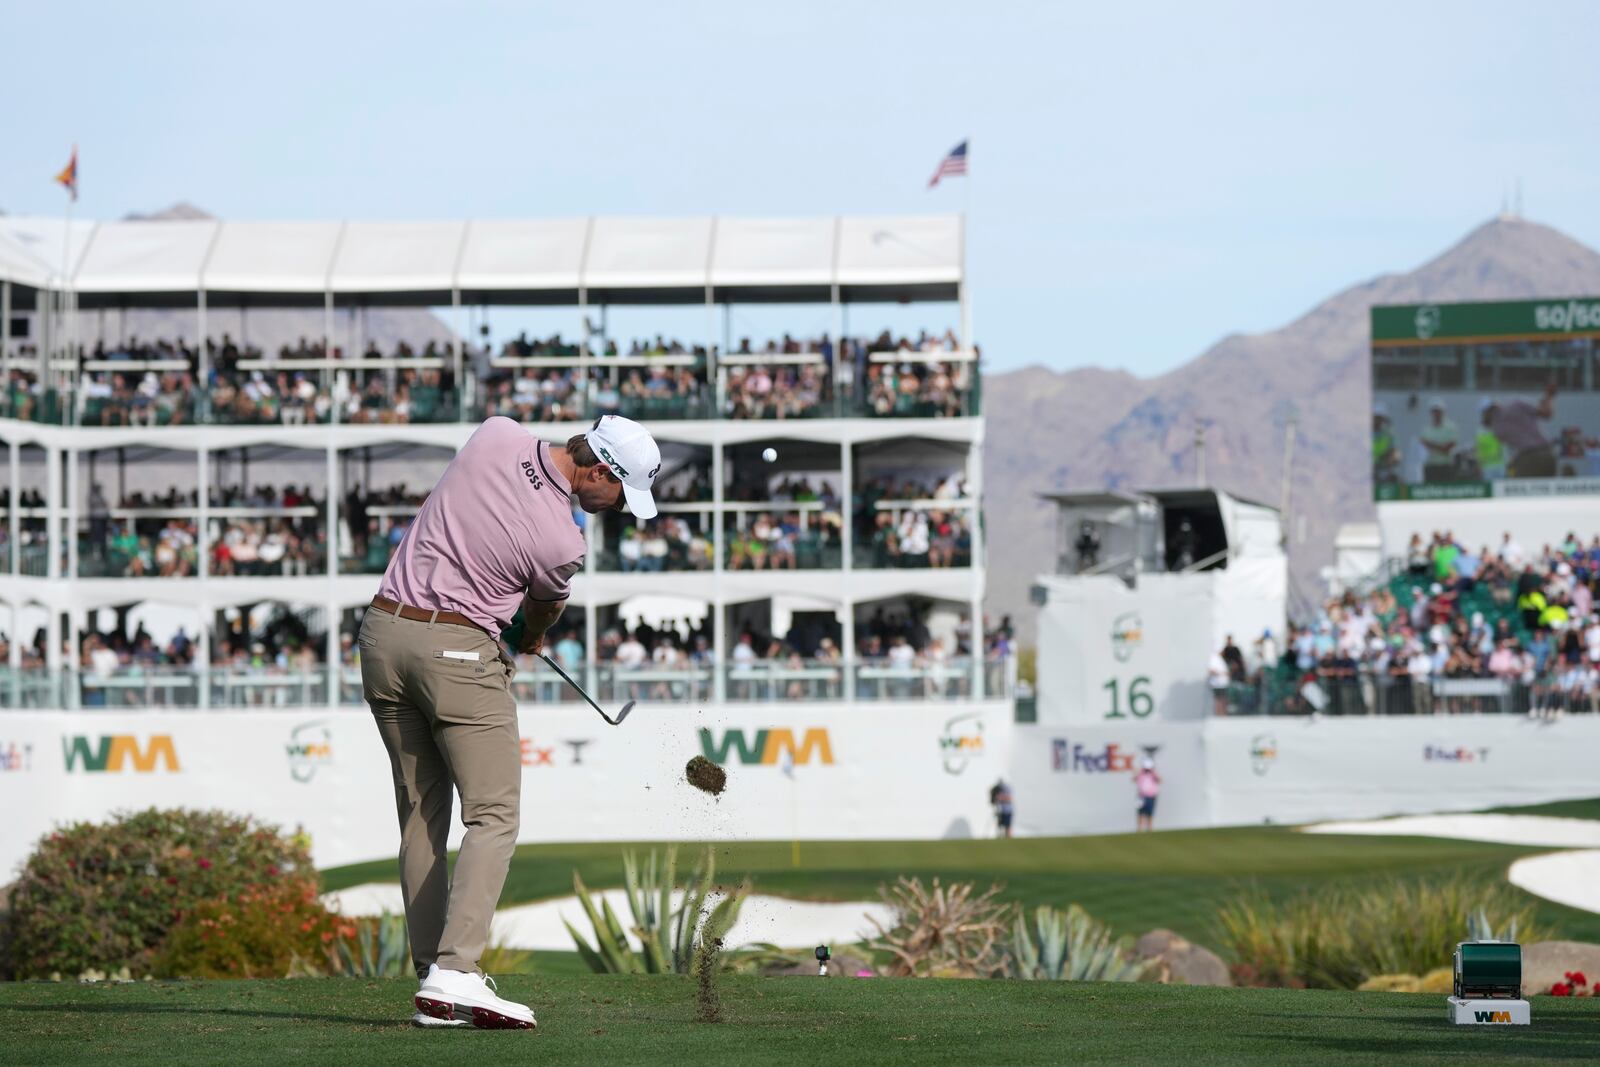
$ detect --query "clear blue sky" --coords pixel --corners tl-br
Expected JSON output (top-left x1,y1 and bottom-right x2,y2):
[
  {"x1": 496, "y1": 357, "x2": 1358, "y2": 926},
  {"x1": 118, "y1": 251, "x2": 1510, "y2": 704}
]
[{"x1": 3, "y1": 0, "x2": 1597, "y2": 375}]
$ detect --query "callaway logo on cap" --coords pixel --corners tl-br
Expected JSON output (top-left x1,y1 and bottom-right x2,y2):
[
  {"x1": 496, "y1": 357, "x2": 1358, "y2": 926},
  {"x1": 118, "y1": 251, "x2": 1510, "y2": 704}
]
[{"x1": 586, "y1": 415, "x2": 661, "y2": 518}]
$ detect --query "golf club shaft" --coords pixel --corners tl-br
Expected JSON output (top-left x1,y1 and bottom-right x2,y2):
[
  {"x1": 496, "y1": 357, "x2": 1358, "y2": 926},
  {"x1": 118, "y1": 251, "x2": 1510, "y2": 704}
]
[{"x1": 538, "y1": 652, "x2": 622, "y2": 723}]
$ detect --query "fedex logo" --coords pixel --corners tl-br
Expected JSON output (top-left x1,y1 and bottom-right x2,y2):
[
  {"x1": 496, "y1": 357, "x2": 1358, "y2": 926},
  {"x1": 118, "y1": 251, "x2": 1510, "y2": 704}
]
[{"x1": 1051, "y1": 739, "x2": 1137, "y2": 774}]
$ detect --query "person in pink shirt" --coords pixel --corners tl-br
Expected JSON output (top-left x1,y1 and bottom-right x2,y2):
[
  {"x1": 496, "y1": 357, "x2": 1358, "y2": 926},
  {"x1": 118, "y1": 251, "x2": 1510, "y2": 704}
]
[
  {"x1": 1135, "y1": 758, "x2": 1162, "y2": 832},
  {"x1": 361, "y1": 414, "x2": 660, "y2": 1030}
]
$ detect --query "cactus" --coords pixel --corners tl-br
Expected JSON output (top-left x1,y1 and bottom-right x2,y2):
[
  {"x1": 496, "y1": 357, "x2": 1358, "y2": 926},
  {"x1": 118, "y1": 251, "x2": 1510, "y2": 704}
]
[
  {"x1": 567, "y1": 846, "x2": 748, "y2": 974},
  {"x1": 1006, "y1": 904, "x2": 1147, "y2": 982},
  {"x1": 330, "y1": 913, "x2": 410, "y2": 978}
]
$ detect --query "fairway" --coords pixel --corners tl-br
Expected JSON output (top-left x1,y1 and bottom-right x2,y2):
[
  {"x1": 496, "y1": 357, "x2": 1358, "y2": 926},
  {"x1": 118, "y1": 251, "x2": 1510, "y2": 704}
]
[
  {"x1": 322, "y1": 820, "x2": 1600, "y2": 948},
  {"x1": 5, "y1": 975, "x2": 1596, "y2": 1067}
]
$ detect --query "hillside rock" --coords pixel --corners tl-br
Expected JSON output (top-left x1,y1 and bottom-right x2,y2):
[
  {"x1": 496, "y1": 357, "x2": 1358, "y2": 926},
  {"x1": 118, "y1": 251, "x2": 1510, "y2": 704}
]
[
  {"x1": 984, "y1": 217, "x2": 1600, "y2": 641},
  {"x1": 1134, "y1": 928, "x2": 1231, "y2": 986},
  {"x1": 1522, "y1": 940, "x2": 1600, "y2": 996}
]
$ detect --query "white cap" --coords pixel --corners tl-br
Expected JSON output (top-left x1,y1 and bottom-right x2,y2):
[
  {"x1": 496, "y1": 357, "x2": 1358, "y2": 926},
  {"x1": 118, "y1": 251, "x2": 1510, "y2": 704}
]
[
  {"x1": 1373, "y1": 401, "x2": 1389, "y2": 418},
  {"x1": 1140, "y1": 757, "x2": 1155, "y2": 770},
  {"x1": 1479, "y1": 397, "x2": 1498, "y2": 413},
  {"x1": 1428, "y1": 396, "x2": 1446, "y2": 411},
  {"x1": 586, "y1": 415, "x2": 661, "y2": 519}
]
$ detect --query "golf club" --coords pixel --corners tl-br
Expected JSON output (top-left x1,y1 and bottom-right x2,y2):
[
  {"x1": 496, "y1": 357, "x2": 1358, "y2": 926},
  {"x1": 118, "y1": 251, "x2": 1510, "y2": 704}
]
[{"x1": 539, "y1": 652, "x2": 635, "y2": 725}]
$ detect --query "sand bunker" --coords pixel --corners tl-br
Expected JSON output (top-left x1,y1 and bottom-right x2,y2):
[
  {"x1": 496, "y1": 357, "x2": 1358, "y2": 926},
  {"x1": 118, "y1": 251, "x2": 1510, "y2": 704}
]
[
  {"x1": 324, "y1": 882, "x2": 891, "y2": 950},
  {"x1": 1301, "y1": 813, "x2": 1600, "y2": 848},
  {"x1": 1508, "y1": 850, "x2": 1600, "y2": 915}
]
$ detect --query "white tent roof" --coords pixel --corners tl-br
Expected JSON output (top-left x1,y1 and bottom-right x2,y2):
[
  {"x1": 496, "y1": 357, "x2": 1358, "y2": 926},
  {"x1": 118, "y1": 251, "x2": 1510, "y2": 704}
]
[{"x1": 0, "y1": 214, "x2": 961, "y2": 304}]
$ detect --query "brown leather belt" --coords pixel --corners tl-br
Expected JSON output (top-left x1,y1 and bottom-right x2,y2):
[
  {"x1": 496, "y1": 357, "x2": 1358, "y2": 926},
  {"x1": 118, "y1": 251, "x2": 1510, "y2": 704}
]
[{"x1": 369, "y1": 595, "x2": 493, "y2": 638}]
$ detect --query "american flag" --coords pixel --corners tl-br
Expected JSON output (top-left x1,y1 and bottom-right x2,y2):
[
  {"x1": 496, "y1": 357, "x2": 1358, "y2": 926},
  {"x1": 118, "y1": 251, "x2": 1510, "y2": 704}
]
[{"x1": 927, "y1": 140, "x2": 968, "y2": 188}]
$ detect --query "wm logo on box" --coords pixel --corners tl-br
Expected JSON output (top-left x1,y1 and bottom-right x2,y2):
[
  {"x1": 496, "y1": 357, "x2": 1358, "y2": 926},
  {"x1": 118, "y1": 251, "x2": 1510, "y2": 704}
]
[{"x1": 1473, "y1": 1010, "x2": 1513, "y2": 1024}]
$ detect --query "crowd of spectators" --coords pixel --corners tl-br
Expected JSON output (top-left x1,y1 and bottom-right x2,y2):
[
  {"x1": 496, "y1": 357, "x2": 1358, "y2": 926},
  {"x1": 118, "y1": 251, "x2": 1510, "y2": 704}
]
[
  {"x1": 4, "y1": 326, "x2": 978, "y2": 427},
  {"x1": 855, "y1": 472, "x2": 972, "y2": 568},
  {"x1": 1217, "y1": 529, "x2": 1600, "y2": 716}
]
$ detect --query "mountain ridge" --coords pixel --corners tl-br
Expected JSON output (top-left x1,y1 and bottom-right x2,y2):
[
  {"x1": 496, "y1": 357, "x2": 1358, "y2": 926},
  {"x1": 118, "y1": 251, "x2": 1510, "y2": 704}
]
[{"x1": 982, "y1": 216, "x2": 1600, "y2": 641}]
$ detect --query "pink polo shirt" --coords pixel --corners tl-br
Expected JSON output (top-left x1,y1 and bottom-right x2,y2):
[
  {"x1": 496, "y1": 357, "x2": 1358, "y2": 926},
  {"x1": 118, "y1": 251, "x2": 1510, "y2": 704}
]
[{"x1": 378, "y1": 417, "x2": 586, "y2": 634}]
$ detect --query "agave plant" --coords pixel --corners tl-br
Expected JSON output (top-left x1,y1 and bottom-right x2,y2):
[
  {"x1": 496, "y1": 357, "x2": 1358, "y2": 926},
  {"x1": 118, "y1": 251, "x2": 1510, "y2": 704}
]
[
  {"x1": 328, "y1": 913, "x2": 410, "y2": 978},
  {"x1": 1006, "y1": 904, "x2": 1147, "y2": 982},
  {"x1": 565, "y1": 847, "x2": 747, "y2": 974},
  {"x1": 1467, "y1": 907, "x2": 1519, "y2": 943},
  {"x1": 866, "y1": 877, "x2": 1011, "y2": 978}
]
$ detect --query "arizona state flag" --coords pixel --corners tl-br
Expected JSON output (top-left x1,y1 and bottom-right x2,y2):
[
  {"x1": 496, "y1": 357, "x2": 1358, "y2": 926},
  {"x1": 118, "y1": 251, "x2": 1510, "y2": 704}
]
[{"x1": 55, "y1": 145, "x2": 78, "y2": 202}]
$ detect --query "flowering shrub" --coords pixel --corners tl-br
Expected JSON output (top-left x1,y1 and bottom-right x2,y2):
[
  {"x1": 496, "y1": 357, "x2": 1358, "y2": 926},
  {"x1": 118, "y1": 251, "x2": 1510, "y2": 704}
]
[
  {"x1": 4, "y1": 808, "x2": 317, "y2": 979},
  {"x1": 1550, "y1": 971, "x2": 1593, "y2": 997},
  {"x1": 152, "y1": 879, "x2": 356, "y2": 979}
]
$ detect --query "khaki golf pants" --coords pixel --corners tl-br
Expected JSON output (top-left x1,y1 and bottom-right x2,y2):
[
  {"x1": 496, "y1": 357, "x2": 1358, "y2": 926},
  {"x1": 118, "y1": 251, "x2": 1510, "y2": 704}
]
[{"x1": 359, "y1": 607, "x2": 520, "y2": 978}]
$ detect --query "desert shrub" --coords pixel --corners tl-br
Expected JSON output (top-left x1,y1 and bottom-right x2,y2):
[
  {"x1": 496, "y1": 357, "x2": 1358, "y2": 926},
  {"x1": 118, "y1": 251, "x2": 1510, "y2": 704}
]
[
  {"x1": 1006, "y1": 904, "x2": 1147, "y2": 982},
  {"x1": 1217, "y1": 878, "x2": 1546, "y2": 990},
  {"x1": 329, "y1": 913, "x2": 412, "y2": 978},
  {"x1": 151, "y1": 879, "x2": 355, "y2": 979},
  {"x1": 567, "y1": 847, "x2": 746, "y2": 975},
  {"x1": 5, "y1": 808, "x2": 317, "y2": 979},
  {"x1": 867, "y1": 877, "x2": 1011, "y2": 978}
]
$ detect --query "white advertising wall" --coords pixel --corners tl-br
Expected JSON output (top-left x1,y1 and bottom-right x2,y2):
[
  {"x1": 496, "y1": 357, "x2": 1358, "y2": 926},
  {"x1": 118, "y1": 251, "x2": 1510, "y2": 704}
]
[
  {"x1": 1006, "y1": 716, "x2": 1600, "y2": 836},
  {"x1": 1006, "y1": 722, "x2": 1211, "y2": 836},
  {"x1": 1034, "y1": 573, "x2": 1215, "y2": 725},
  {"x1": 1202, "y1": 715, "x2": 1600, "y2": 827},
  {"x1": 0, "y1": 702, "x2": 1014, "y2": 880}
]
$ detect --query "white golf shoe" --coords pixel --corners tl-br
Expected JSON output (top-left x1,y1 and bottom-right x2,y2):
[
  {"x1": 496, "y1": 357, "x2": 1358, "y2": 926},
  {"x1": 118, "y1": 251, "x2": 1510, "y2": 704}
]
[
  {"x1": 414, "y1": 964, "x2": 536, "y2": 1031},
  {"x1": 411, "y1": 972, "x2": 468, "y2": 1028}
]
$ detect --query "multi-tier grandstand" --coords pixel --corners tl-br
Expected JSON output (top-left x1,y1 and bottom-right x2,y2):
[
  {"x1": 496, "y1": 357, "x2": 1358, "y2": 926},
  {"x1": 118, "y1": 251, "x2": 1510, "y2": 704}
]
[
  {"x1": 0, "y1": 214, "x2": 1003, "y2": 711},
  {"x1": 0, "y1": 214, "x2": 1017, "y2": 870}
]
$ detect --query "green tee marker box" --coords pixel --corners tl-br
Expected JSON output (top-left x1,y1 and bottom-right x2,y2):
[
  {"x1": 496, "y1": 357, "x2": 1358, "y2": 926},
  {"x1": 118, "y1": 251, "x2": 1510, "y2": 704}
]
[{"x1": 1449, "y1": 940, "x2": 1528, "y2": 1026}]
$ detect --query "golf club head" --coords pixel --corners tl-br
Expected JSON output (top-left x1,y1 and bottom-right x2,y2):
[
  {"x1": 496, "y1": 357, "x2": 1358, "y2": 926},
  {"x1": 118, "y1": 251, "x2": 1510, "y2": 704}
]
[{"x1": 607, "y1": 701, "x2": 636, "y2": 726}]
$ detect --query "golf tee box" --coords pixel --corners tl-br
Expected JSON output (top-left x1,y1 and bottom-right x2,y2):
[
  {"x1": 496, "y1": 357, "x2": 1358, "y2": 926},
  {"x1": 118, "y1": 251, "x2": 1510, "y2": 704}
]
[{"x1": 1450, "y1": 939, "x2": 1527, "y2": 1026}]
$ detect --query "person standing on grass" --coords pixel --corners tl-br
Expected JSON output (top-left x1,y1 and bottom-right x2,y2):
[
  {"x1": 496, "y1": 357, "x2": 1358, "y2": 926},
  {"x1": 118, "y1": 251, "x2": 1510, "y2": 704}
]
[
  {"x1": 362, "y1": 414, "x2": 660, "y2": 1031},
  {"x1": 1134, "y1": 758, "x2": 1161, "y2": 832},
  {"x1": 990, "y1": 778, "x2": 1015, "y2": 838}
]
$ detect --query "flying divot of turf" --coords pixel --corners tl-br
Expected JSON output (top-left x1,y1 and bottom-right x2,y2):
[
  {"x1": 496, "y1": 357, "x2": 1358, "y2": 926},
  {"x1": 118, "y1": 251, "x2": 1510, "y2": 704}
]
[
  {"x1": 695, "y1": 936, "x2": 724, "y2": 1023},
  {"x1": 686, "y1": 755, "x2": 727, "y2": 796}
]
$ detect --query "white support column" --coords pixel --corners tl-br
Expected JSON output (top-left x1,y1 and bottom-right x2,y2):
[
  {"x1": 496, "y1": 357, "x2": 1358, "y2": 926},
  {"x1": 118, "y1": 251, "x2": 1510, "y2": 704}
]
[
  {"x1": 584, "y1": 596, "x2": 598, "y2": 698},
  {"x1": 196, "y1": 446, "x2": 209, "y2": 579},
  {"x1": 841, "y1": 596, "x2": 856, "y2": 702},
  {"x1": 451, "y1": 288, "x2": 463, "y2": 417},
  {"x1": 967, "y1": 434, "x2": 985, "y2": 698},
  {"x1": 326, "y1": 596, "x2": 340, "y2": 710},
  {"x1": 8, "y1": 439, "x2": 17, "y2": 576},
  {"x1": 197, "y1": 289, "x2": 208, "y2": 401},
  {"x1": 197, "y1": 596, "x2": 210, "y2": 712},
  {"x1": 45, "y1": 447, "x2": 60, "y2": 580},
  {"x1": 65, "y1": 446, "x2": 77, "y2": 579},
  {"x1": 67, "y1": 606, "x2": 82, "y2": 710},
  {"x1": 840, "y1": 438, "x2": 853, "y2": 573},
  {"x1": 45, "y1": 602, "x2": 60, "y2": 674},
  {"x1": 326, "y1": 441, "x2": 340, "y2": 709},
  {"x1": 711, "y1": 442, "x2": 726, "y2": 703},
  {"x1": 1, "y1": 280, "x2": 9, "y2": 364}
]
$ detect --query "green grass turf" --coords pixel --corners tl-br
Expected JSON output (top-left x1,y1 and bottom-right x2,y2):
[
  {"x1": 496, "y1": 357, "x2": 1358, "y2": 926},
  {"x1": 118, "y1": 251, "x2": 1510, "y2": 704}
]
[
  {"x1": 324, "y1": 825, "x2": 1600, "y2": 949},
  {"x1": 1488, "y1": 797, "x2": 1600, "y2": 821},
  {"x1": 4, "y1": 975, "x2": 1595, "y2": 1067}
]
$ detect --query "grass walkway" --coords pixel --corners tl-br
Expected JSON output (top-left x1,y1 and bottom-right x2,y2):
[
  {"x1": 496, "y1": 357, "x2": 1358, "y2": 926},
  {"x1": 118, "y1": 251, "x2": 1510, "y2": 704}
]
[
  {"x1": 323, "y1": 825, "x2": 1600, "y2": 947},
  {"x1": 5, "y1": 975, "x2": 1596, "y2": 1067}
]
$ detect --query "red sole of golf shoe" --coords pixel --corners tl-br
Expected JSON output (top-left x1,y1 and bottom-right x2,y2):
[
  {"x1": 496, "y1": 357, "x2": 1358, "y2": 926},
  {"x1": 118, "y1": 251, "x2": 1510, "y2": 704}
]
[{"x1": 414, "y1": 995, "x2": 535, "y2": 1031}]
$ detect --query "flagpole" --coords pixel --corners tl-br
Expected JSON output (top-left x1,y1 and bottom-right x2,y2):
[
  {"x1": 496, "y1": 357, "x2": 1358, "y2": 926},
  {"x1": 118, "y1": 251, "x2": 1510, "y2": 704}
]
[{"x1": 961, "y1": 137, "x2": 972, "y2": 354}]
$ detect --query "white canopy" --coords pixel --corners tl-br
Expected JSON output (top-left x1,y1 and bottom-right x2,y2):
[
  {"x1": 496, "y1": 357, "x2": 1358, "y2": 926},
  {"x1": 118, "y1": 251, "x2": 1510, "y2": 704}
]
[{"x1": 0, "y1": 214, "x2": 962, "y2": 305}]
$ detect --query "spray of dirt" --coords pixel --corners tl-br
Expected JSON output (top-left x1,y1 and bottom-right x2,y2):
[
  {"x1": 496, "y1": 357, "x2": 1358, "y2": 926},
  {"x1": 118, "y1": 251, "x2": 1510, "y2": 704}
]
[
  {"x1": 694, "y1": 936, "x2": 724, "y2": 1023},
  {"x1": 685, "y1": 755, "x2": 727, "y2": 796}
]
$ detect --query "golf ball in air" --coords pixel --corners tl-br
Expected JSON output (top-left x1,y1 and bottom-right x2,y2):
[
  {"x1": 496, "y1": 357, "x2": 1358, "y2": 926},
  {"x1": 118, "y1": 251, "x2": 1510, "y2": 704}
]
[{"x1": 762, "y1": 447, "x2": 777, "y2": 462}]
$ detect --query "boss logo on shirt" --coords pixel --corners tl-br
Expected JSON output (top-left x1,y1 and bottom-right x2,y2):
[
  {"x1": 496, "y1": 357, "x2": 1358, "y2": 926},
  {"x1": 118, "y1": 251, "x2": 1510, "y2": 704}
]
[{"x1": 520, "y1": 460, "x2": 545, "y2": 491}]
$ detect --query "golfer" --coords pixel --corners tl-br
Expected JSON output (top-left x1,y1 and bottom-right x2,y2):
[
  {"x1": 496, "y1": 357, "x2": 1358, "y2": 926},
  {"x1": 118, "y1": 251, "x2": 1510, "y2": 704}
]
[{"x1": 360, "y1": 414, "x2": 660, "y2": 1030}]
